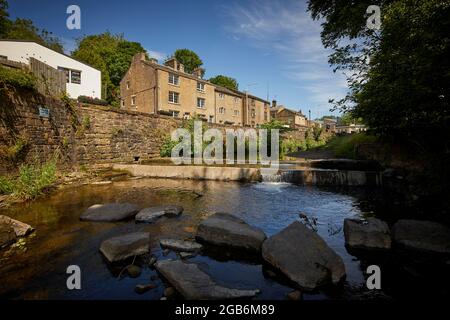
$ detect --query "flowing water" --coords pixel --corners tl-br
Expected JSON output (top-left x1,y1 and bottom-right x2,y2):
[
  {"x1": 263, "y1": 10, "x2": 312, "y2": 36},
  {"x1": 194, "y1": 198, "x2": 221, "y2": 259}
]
[{"x1": 0, "y1": 177, "x2": 447, "y2": 300}]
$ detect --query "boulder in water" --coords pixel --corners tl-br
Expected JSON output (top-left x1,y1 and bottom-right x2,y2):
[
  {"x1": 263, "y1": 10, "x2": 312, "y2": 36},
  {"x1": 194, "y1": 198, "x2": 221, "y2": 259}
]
[
  {"x1": 80, "y1": 203, "x2": 139, "y2": 222},
  {"x1": 344, "y1": 218, "x2": 391, "y2": 250}
]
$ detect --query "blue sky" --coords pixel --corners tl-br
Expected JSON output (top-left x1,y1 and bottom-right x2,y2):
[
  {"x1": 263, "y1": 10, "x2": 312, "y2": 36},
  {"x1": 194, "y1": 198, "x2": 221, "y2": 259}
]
[{"x1": 8, "y1": 0, "x2": 347, "y2": 118}]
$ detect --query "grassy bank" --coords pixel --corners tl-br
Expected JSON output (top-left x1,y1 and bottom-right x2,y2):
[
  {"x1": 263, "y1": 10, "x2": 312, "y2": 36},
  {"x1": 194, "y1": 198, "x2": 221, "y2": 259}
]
[{"x1": 318, "y1": 133, "x2": 377, "y2": 159}]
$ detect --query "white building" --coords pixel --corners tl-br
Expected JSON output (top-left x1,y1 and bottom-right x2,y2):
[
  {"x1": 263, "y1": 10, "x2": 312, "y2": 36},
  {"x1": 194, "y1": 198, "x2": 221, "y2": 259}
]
[{"x1": 0, "y1": 40, "x2": 101, "y2": 99}]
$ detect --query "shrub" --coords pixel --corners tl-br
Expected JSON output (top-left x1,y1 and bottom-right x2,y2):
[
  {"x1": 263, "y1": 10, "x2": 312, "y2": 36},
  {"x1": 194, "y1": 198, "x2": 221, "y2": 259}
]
[
  {"x1": 0, "y1": 66, "x2": 36, "y2": 89},
  {"x1": 160, "y1": 136, "x2": 179, "y2": 157},
  {"x1": 0, "y1": 176, "x2": 15, "y2": 195},
  {"x1": 77, "y1": 95, "x2": 108, "y2": 106},
  {"x1": 326, "y1": 133, "x2": 378, "y2": 159}
]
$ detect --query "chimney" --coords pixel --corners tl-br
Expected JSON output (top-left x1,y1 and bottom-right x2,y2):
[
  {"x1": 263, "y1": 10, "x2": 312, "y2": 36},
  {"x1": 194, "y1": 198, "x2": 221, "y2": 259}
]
[
  {"x1": 192, "y1": 67, "x2": 204, "y2": 79},
  {"x1": 148, "y1": 57, "x2": 158, "y2": 64},
  {"x1": 272, "y1": 100, "x2": 277, "y2": 108},
  {"x1": 133, "y1": 52, "x2": 146, "y2": 64},
  {"x1": 164, "y1": 57, "x2": 185, "y2": 72}
]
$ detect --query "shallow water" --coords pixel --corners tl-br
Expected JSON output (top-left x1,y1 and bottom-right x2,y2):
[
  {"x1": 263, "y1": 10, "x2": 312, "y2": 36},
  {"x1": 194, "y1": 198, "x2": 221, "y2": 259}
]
[{"x1": 0, "y1": 178, "x2": 448, "y2": 300}]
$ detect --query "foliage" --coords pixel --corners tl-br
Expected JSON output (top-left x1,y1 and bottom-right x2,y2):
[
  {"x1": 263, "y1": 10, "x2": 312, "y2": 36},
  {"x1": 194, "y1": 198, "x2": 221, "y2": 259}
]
[
  {"x1": 72, "y1": 32, "x2": 146, "y2": 106},
  {"x1": 78, "y1": 95, "x2": 108, "y2": 106},
  {"x1": 0, "y1": 65, "x2": 36, "y2": 89},
  {"x1": 338, "y1": 112, "x2": 363, "y2": 126},
  {"x1": 174, "y1": 49, "x2": 204, "y2": 74},
  {"x1": 0, "y1": 1, "x2": 63, "y2": 52},
  {"x1": 308, "y1": 0, "x2": 450, "y2": 150},
  {"x1": 159, "y1": 136, "x2": 179, "y2": 157},
  {"x1": 0, "y1": 159, "x2": 57, "y2": 199},
  {"x1": 325, "y1": 133, "x2": 378, "y2": 159},
  {"x1": 0, "y1": 136, "x2": 28, "y2": 162},
  {"x1": 260, "y1": 120, "x2": 291, "y2": 134},
  {"x1": 209, "y1": 75, "x2": 239, "y2": 91}
]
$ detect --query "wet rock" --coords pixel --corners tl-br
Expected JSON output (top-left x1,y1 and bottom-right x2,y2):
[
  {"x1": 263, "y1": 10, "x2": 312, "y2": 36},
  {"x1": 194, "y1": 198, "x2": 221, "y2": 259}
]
[
  {"x1": 0, "y1": 215, "x2": 34, "y2": 237},
  {"x1": 0, "y1": 223, "x2": 16, "y2": 248},
  {"x1": 392, "y1": 220, "x2": 450, "y2": 254},
  {"x1": 155, "y1": 259, "x2": 260, "y2": 300},
  {"x1": 148, "y1": 256, "x2": 157, "y2": 267},
  {"x1": 160, "y1": 239, "x2": 202, "y2": 253},
  {"x1": 344, "y1": 218, "x2": 391, "y2": 250},
  {"x1": 163, "y1": 249, "x2": 170, "y2": 256},
  {"x1": 80, "y1": 203, "x2": 139, "y2": 222},
  {"x1": 135, "y1": 283, "x2": 156, "y2": 294},
  {"x1": 135, "y1": 205, "x2": 183, "y2": 223},
  {"x1": 179, "y1": 252, "x2": 196, "y2": 259},
  {"x1": 100, "y1": 232, "x2": 149, "y2": 263},
  {"x1": 196, "y1": 212, "x2": 266, "y2": 252},
  {"x1": 160, "y1": 297, "x2": 167, "y2": 300},
  {"x1": 286, "y1": 290, "x2": 303, "y2": 301},
  {"x1": 127, "y1": 265, "x2": 142, "y2": 278},
  {"x1": 164, "y1": 287, "x2": 176, "y2": 298},
  {"x1": 262, "y1": 221, "x2": 346, "y2": 290}
]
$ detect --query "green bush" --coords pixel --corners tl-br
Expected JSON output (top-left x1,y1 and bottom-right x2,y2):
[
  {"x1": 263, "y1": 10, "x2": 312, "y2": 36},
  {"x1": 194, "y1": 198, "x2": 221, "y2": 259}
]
[
  {"x1": 0, "y1": 160, "x2": 57, "y2": 199},
  {"x1": 160, "y1": 136, "x2": 179, "y2": 157},
  {"x1": 78, "y1": 95, "x2": 108, "y2": 106},
  {"x1": 0, "y1": 66, "x2": 36, "y2": 89},
  {"x1": 326, "y1": 133, "x2": 378, "y2": 159}
]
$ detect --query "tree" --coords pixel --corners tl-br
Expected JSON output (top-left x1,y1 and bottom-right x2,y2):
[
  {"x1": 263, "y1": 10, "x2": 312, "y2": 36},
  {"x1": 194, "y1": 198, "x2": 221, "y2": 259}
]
[
  {"x1": 308, "y1": 0, "x2": 450, "y2": 150},
  {"x1": 209, "y1": 75, "x2": 239, "y2": 91},
  {"x1": 0, "y1": 0, "x2": 10, "y2": 38},
  {"x1": 72, "y1": 32, "x2": 146, "y2": 106},
  {"x1": 174, "y1": 49, "x2": 203, "y2": 74}
]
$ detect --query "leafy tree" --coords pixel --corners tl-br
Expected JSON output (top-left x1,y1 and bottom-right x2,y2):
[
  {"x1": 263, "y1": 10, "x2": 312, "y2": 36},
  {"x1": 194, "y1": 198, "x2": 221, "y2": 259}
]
[
  {"x1": 72, "y1": 32, "x2": 146, "y2": 106},
  {"x1": 174, "y1": 49, "x2": 203, "y2": 74},
  {"x1": 209, "y1": 75, "x2": 239, "y2": 91},
  {"x1": 0, "y1": 0, "x2": 10, "y2": 38},
  {"x1": 308, "y1": 0, "x2": 450, "y2": 150},
  {"x1": 338, "y1": 112, "x2": 363, "y2": 126}
]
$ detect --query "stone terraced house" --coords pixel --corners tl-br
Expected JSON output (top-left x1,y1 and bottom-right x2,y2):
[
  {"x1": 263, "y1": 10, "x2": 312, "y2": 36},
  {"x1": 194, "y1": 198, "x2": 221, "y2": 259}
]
[{"x1": 120, "y1": 53, "x2": 270, "y2": 127}]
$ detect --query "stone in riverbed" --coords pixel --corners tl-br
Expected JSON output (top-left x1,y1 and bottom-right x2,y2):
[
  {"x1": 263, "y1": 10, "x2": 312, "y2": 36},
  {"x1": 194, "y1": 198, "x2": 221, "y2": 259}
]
[
  {"x1": 100, "y1": 232, "x2": 149, "y2": 263},
  {"x1": 195, "y1": 212, "x2": 266, "y2": 252},
  {"x1": 135, "y1": 283, "x2": 156, "y2": 294},
  {"x1": 127, "y1": 265, "x2": 142, "y2": 278},
  {"x1": 155, "y1": 259, "x2": 260, "y2": 300},
  {"x1": 0, "y1": 223, "x2": 16, "y2": 248},
  {"x1": 262, "y1": 221, "x2": 346, "y2": 290},
  {"x1": 80, "y1": 203, "x2": 139, "y2": 222},
  {"x1": 135, "y1": 205, "x2": 183, "y2": 223},
  {"x1": 0, "y1": 215, "x2": 34, "y2": 237},
  {"x1": 344, "y1": 218, "x2": 391, "y2": 250},
  {"x1": 392, "y1": 220, "x2": 450, "y2": 254},
  {"x1": 160, "y1": 239, "x2": 202, "y2": 253}
]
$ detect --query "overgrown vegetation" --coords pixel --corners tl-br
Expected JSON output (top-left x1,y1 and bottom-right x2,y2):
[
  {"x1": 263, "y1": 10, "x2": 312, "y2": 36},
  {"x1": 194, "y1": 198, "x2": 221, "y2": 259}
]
[
  {"x1": 0, "y1": 66, "x2": 36, "y2": 89},
  {"x1": 0, "y1": 159, "x2": 57, "y2": 200},
  {"x1": 0, "y1": 136, "x2": 29, "y2": 162},
  {"x1": 78, "y1": 95, "x2": 108, "y2": 106},
  {"x1": 322, "y1": 133, "x2": 378, "y2": 159}
]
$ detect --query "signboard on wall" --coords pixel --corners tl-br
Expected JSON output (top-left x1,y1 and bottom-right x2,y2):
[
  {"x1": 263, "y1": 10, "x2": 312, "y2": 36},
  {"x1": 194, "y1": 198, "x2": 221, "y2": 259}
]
[{"x1": 38, "y1": 106, "x2": 50, "y2": 118}]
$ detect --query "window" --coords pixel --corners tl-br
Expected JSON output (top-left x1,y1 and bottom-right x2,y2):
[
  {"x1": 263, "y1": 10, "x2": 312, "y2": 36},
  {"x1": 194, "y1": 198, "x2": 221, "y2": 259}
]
[
  {"x1": 209, "y1": 115, "x2": 214, "y2": 123},
  {"x1": 197, "y1": 82, "x2": 205, "y2": 92},
  {"x1": 168, "y1": 73, "x2": 179, "y2": 85},
  {"x1": 197, "y1": 98, "x2": 205, "y2": 109},
  {"x1": 233, "y1": 110, "x2": 239, "y2": 116},
  {"x1": 169, "y1": 91, "x2": 179, "y2": 104},
  {"x1": 218, "y1": 107, "x2": 225, "y2": 114},
  {"x1": 183, "y1": 112, "x2": 191, "y2": 119},
  {"x1": 264, "y1": 112, "x2": 268, "y2": 121},
  {"x1": 58, "y1": 67, "x2": 70, "y2": 83},
  {"x1": 0, "y1": 55, "x2": 7, "y2": 60},
  {"x1": 71, "y1": 70, "x2": 81, "y2": 84},
  {"x1": 126, "y1": 81, "x2": 130, "y2": 90},
  {"x1": 131, "y1": 96, "x2": 136, "y2": 106},
  {"x1": 219, "y1": 93, "x2": 224, "y2": 99},
  {"x1": 251, "y1": 99, "x2": 255, "y2": 106},
  {"x1": 121, "y1": 99, "x2": 125, "y2": 108},
  {"x1": 251, "y1": 109, "x2": 256, "y2": 117},
  {"x1": 234, "y1": 97, "x2": 239, "y2": 103}
]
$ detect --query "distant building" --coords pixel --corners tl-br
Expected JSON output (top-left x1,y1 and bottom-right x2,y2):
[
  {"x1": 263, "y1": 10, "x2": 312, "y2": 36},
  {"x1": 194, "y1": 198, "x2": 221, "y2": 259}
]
[
  {"x1": 120, "y1": 53, "x2": 270, "y2": 126},
  {"x1": 336, "y1": 124, "x2": 367, "y2": 134},
  {"x1": 270, "y1": 101, "x2": 308, "y2": 129},
  {"x1": 0, "y1": 40, "x2": 102, "y2": 99}
]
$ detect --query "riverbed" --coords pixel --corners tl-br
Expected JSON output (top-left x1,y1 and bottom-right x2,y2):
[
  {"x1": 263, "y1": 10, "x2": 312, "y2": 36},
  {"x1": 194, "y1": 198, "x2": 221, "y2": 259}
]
[{"x1": 0, "y1": 178, "x2": 447, "y2": 300}]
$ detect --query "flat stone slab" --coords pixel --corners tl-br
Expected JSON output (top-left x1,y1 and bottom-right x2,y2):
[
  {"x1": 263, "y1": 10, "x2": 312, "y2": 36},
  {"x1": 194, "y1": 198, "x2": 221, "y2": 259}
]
[
  {"x1": 135, "y1": 205, "x2": 183, "y2": 223},
  {"x1": 100, "y1": 232, "x2": 149, "y2": 263},
  {"x1": 196, "y1": 212, "x2": 266, "y2": 252},
  {"x1": 0, "y1": 223, "x2": 16, "y2": 248},
  {"x1": 262, "y1": 221, "x2": 346, "y2": 290},
  {"x1": 155, "y1": 259, "x2": 260, "y2": 300},
  {"x1": 160, "y1": 239, "x2": 202, "y2": 252},
  {"x1": 392, "y1": 220, "x2": 450, "y2": 254},
  {"x1": 344, "y1": 218, "x2": 391, "y2": 250},
  {"x1": 80, "y1": 203, "x2": 139, "y2": 222},
  {"x1": 0, "y1": 215, "x2": 34, "y2": 237}
]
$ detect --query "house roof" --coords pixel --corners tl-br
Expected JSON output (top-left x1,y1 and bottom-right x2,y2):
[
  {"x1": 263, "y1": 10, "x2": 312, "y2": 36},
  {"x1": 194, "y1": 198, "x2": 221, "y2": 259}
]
[
  {"x1": 271, "y1": 105, "x2": 305, "y2": 117},
  {"x1": 0, "y1": 39, "x2": 101, "y2": 72}
]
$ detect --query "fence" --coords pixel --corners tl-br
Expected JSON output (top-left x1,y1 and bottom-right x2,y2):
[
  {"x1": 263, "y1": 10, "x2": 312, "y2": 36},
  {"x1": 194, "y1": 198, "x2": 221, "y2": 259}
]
[{"x1": 0, "y1": 57, "x2": 66, "y2": 97}]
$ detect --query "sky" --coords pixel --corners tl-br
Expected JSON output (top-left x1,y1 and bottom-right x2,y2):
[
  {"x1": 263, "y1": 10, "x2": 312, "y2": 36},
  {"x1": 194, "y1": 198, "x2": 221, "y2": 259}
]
[{"x1": 7, "y1": 0, "x2": 348, "y2": 119}]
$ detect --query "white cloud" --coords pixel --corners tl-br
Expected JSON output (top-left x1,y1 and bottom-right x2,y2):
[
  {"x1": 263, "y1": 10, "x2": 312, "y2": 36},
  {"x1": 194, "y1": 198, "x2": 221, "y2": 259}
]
[
  {"x1": 222, "y1": 0, "x2": 347, "y2": 116},
  {"x1": 147, "y1": 49, "x2": 167, "y2": 62}
]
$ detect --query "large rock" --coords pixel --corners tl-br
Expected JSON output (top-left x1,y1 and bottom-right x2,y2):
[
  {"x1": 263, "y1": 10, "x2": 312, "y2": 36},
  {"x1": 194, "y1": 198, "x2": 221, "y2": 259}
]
[
  {"x1": 160, "y1": 239, "x2": 202, "y2": 252},
  {"x1": 80, "y1": 203, "x2": 139, "y2": 222},
  {"x1": 0, "y1": 215, "x2": 34, "y2": 237},
  {"x1": 100, "y1": 232, "x2": 149, "y2": 263},
  {"x1": 392, "y1": 220, "x2": 450, "y2": 254},
  {"x1": 0, "y1": 223, "x2": 16, "y2": 248},
  {"x1": 135, "y1": 205, "x2": 183, "y2": 223},
  {"x1": 196, "y1": 213, "x2": 266, "y2": 252},
  {"x1": 155, "y1": 259, "x2": 260, "y2": 300},
  {"x1": 262, "y1": 221, "x2": 346, "y2": 290},
  {"x1": 344, "y1": 218, "x2": 391, "y2": 250}
]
